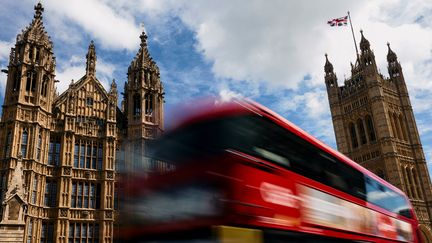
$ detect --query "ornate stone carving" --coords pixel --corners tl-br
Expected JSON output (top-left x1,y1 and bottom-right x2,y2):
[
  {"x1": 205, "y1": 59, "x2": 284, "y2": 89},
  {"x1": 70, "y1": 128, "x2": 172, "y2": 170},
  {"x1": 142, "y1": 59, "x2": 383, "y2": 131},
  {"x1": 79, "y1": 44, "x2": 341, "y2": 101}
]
[
  {"x1": 105, "y1": 211, "x2": 113, "y2": 219},
  {"x1": 63, "y1": 167, "x2": 71, "y2": 175},
  {"x1": 106, "y1": 171, "x2": 114, "y2": 179},
  {"x1": 60, "y1": 209, "x2": 68, "y2": 217}
]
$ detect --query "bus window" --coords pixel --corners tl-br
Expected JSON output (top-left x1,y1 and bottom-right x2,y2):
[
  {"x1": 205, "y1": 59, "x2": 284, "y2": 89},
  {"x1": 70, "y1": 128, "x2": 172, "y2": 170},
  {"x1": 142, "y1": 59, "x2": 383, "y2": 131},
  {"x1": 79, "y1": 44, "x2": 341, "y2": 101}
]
[{"x1": 365, "y1": 176, "x2": 411, "y2": 218}]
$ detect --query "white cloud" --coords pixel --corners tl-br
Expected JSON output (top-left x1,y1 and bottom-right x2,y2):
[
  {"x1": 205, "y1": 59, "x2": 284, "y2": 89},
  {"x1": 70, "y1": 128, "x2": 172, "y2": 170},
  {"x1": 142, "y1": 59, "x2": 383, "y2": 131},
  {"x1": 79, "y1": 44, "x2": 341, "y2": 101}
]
[
  {"x1": 56, "y1": 55, "x2": 116, "y2": 94},
  {"x1": 43, "y1": 0, "x2": 141, "y2": 50},
  {"x1": 0, "y1": 40, "x2": 13, "y2": 61},
  {"x1": 0, "y1": 40, "x2": 14, "y2": 99},
  {"x1": 218, "y1": 89, "x2": 243, "y2": 102}
]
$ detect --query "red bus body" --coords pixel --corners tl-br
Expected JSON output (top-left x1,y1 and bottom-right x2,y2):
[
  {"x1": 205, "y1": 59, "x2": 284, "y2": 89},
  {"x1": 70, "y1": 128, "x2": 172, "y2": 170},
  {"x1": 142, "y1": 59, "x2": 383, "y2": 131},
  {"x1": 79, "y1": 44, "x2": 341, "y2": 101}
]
[{"x1": 118, "y1": 99, "x2": 421, "y2": 242}]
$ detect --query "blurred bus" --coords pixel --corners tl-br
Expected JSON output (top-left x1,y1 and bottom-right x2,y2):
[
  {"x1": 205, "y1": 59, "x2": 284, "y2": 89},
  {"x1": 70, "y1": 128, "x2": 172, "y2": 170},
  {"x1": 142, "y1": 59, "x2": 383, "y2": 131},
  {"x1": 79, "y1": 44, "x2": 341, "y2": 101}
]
[{"x1": 117, "y1": 99, "x2": 421, "y2": 243}]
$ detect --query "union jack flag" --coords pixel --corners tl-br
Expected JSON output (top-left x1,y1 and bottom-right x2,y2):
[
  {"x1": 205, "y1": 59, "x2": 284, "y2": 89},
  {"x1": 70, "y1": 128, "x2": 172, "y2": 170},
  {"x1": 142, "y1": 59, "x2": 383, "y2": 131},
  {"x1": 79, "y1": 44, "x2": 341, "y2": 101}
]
[{"x1": 327, "y1": 16, "x2": 348, "y2": 27}]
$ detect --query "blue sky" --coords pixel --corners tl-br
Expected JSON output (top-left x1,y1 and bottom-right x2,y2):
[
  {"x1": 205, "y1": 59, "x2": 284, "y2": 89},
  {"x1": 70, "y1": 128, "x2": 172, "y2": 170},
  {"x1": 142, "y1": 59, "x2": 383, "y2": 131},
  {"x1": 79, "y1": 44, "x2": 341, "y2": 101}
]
[{"x1": 1, "y1": 0, "x2": 432, "y2": 174}]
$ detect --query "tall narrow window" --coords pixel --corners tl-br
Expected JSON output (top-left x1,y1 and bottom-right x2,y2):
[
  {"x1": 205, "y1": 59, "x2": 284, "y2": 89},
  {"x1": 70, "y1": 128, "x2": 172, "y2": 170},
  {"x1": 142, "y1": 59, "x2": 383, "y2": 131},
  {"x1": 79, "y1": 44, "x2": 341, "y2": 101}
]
[
  {"x1": 21, "y1": 130, "x2": 28, "y2": 158},
  {"x1": 27, "y1": 219, "x2": 33, "y2": 243},
  {"x1": 145, "y1": 93, "x2": 153, "y2": 115},
  {"x1": 357, "y1": 119, "x2": 367, "y2": 145},
  {"x1": 365, "y1": 115, "x2": 376, "y2": 142},
  {"x1": 32, "y1": 176, "x2": 38, "y2": 204},
  {"x1": 41, "y1": 222, "x2": 54, "y2": 243},
  {"x1": 26, "y1": 71, "x2": 36, "y2": 92},
  {"x1": 28, "y1": 47, "x2": 33, "y2": 61},
  {"x1": 41, "y1": 75, "x2": 48, "y2": 97},
  {"x1": 349, "y1": 123, "x2": 358, "y2": 149},
  {"x1": 13, "y1": 72, "x2": 21, "y2": 91},
  {"x1": 413, "y1": 169, "x2": 424, "y2": 199},
  {"x1": 399, "y1": 115, "x2": 408, "y2": 141},
  {"x1": 48, "y1": 138, "x2": 61, "y2": 166},
  {"x1": 393, "y1": 113, "x2": 403, "y2": 139},
  {"x1": 4, "y1": 131, "x2": 11, "y2": 157},
  {"x1": 133, "y1": 94, "x2": 141, "y2": 116},
  {"x1": 71, "y1": 183, "x2": 77, "y2": 208},
  {"x1": 37, "y1": 134, "x2": 42, "y2": 161},
  {"x1": 44, "y1": 180, "x2": 57, "y2": 207},
  {"x1": 86, "y1": 144, "x2": 92, "y2": 168},
  {"x1": 74, "y1": 144, "x2": 79, "y2": 167},
  {"x1": 97, "y1": 144, "x2": 103, "y2": 170},
  {"x1": 0, "y1": 172, "x2": 6, "y2": 202},
  {"x1": 35, "y1": 48, "x2": 40, "y2": 64},
  {"x1": 80, "y1": 143, "x2": 85, "y2": 168},
  {"x1": 389, "y1": 111, "x2": 397, "y2": 138},
  {"x1": 403, "y1": 167, "x2": 412, "y2": 197},
  {"x1": 407, "y1": 168, "x2": 417, "y2": 199}
]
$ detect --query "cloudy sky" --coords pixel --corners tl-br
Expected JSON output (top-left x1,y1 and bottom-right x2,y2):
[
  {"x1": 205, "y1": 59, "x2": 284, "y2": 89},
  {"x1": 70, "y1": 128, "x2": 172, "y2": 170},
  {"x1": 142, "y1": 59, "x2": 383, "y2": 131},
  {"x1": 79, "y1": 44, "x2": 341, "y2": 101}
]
[{"x1": 1, "y1": 0, "x2": 432, "y2": 172}]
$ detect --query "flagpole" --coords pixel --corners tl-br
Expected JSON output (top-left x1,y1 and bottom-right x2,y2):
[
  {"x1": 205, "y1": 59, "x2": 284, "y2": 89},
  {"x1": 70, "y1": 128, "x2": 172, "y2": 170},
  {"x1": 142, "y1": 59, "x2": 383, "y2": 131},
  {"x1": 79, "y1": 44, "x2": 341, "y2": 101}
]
[{"x1": 347, "y1": 11, "x2": 360, "y2": 61}]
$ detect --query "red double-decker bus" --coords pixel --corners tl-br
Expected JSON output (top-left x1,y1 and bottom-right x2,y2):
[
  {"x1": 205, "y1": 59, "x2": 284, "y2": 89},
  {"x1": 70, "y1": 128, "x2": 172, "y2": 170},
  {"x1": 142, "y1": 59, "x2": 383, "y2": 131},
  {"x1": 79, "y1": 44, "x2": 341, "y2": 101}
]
[{"x1": 118, "y1": 99, "x2": 421, "y2": 242}]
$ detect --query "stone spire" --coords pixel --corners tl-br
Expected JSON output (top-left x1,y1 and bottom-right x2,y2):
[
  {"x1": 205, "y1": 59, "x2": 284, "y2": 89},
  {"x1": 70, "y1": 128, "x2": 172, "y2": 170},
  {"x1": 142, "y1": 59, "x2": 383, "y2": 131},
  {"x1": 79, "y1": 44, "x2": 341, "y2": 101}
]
[
  {"x1": 17, "y1": 2, "x2": 53, "y2": 48},
  {"x1": 86, "y1": 40, "x2": 97, "y2": 76},
  {"x1": 359, "y1": 30, "x2": 371, "y2": 52},
  {"x1": 387, "y1": 42, "x2": 398, "y2": 63},
  {"x1": 324, "y1": 53, "x2": 334, "y2": 74},
  {"x1": 109, "y1": 79, "x2": 118, "y2": 98}
]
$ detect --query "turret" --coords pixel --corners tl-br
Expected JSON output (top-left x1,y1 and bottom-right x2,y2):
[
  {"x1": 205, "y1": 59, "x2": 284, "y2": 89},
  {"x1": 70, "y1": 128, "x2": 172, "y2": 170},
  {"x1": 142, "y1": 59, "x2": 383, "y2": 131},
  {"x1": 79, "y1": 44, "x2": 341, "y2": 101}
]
[
  {"x1": 387, "y1": 42, "x2": 403, "y2": 79},
  {"x1": 359, "y1": 30, "x2": 377, "y2": 72},
  {"x1": 85, "y1": 40, "x2": 97, "y2": 77},
  {"x1": 124, "y1": 30, "x2": 164, "y2": 140},
  {"x1": 2, "y1": 2, "x2": 56, "y2": 118},
  {"x1": 324, "y1": 54, "x2": 338, "y2": 89}
]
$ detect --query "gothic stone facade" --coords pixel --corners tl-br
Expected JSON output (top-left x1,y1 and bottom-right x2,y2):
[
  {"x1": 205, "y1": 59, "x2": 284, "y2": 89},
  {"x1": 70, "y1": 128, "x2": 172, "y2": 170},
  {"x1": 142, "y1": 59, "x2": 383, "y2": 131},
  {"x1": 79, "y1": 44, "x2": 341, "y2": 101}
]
[
  {"x1": 0, "y1": 3, "x2": 164, "y2": 243},
  {"x1": 324, "y1": 30, "x2": 432, "y2": 241}
]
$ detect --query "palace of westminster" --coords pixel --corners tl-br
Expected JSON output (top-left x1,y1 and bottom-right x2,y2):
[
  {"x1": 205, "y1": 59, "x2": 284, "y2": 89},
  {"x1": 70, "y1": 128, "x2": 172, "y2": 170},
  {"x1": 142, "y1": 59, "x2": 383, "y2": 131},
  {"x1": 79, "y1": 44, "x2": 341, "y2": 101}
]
[{"x1": 0, "y1": 2, "x2": 431, "y2": 243}]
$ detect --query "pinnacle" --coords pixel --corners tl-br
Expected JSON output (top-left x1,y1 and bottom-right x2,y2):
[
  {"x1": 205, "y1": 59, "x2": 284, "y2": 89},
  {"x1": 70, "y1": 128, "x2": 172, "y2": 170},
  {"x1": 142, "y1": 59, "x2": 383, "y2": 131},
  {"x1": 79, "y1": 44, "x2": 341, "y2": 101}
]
[
  {"x1": 34, "y1": 2, "x2": 44, "y2": 20},
  {"x1": 140, "y1": 31, "x2": 148, "y2": 48}
]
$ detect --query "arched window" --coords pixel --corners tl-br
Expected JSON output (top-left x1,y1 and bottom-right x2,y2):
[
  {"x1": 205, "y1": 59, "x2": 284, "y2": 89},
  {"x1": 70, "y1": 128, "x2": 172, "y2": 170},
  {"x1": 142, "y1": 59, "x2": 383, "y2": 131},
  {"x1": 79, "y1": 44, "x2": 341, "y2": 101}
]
[
  {"x1": 402, "y1": 167, "x2": 412, "y2": 197},
  {"x1": 26, "y1": 71, "x2": 36, "y2": 92},
  {"x1": 399, "y1": 115, "x2": 408, "y2": 141},
  {"x1": 389, "y1": 111, "x2": 397, "y2": 138},
  {"x1": 41, "y1": 75, "x2": 48, "y2": 96},
  {"x1": 28, "y1": 46, "x2": 33, "y2": 61},
  {"x1": 412, "y1": 168, "x2": 423, "y2": 199},
  {"x1": 357, "y1": 119, "x2": 367, "y2": 145},
  {"x1": 365, "y1": 115, "x2": 376, "y2": 142},
  {"x1": 4, "y1": 131, "x2": 11, "y2": 157},
  {"x1": 349, "y1": 123, "x2": 358, "y2": 149},
  {"x1": 21, "y1": 130, "x2": 28, "y2": 158},
  {"x1": 393, "y1": 113, "x2": 403, "y2": 139},
  {"x1": 145, "y1": 94, "x2": 153, "y2": 115},
  {"x1": 411, "y1": 168, "x2": 423, "y2": 199},
  {"x1": 35, "y1": 48, "x2": 40, "y2": 64},
  {"x1": 407, "y1": 167, "x2": 417, "y2": 199},
  {"x1": 133, "y1": 94, "x2": 141, "y2": 116},
  {"x1": 13, "y1": 72, "x2": 21, "y2": 91}
]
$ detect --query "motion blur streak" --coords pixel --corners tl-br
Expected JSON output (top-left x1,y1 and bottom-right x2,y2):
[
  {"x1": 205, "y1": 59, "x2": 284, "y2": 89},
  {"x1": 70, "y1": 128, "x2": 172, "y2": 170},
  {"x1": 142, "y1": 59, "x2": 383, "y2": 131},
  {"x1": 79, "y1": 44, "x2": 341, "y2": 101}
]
[{"x1": 116, "y1": 98, "x2": 420, "y2": 243}]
